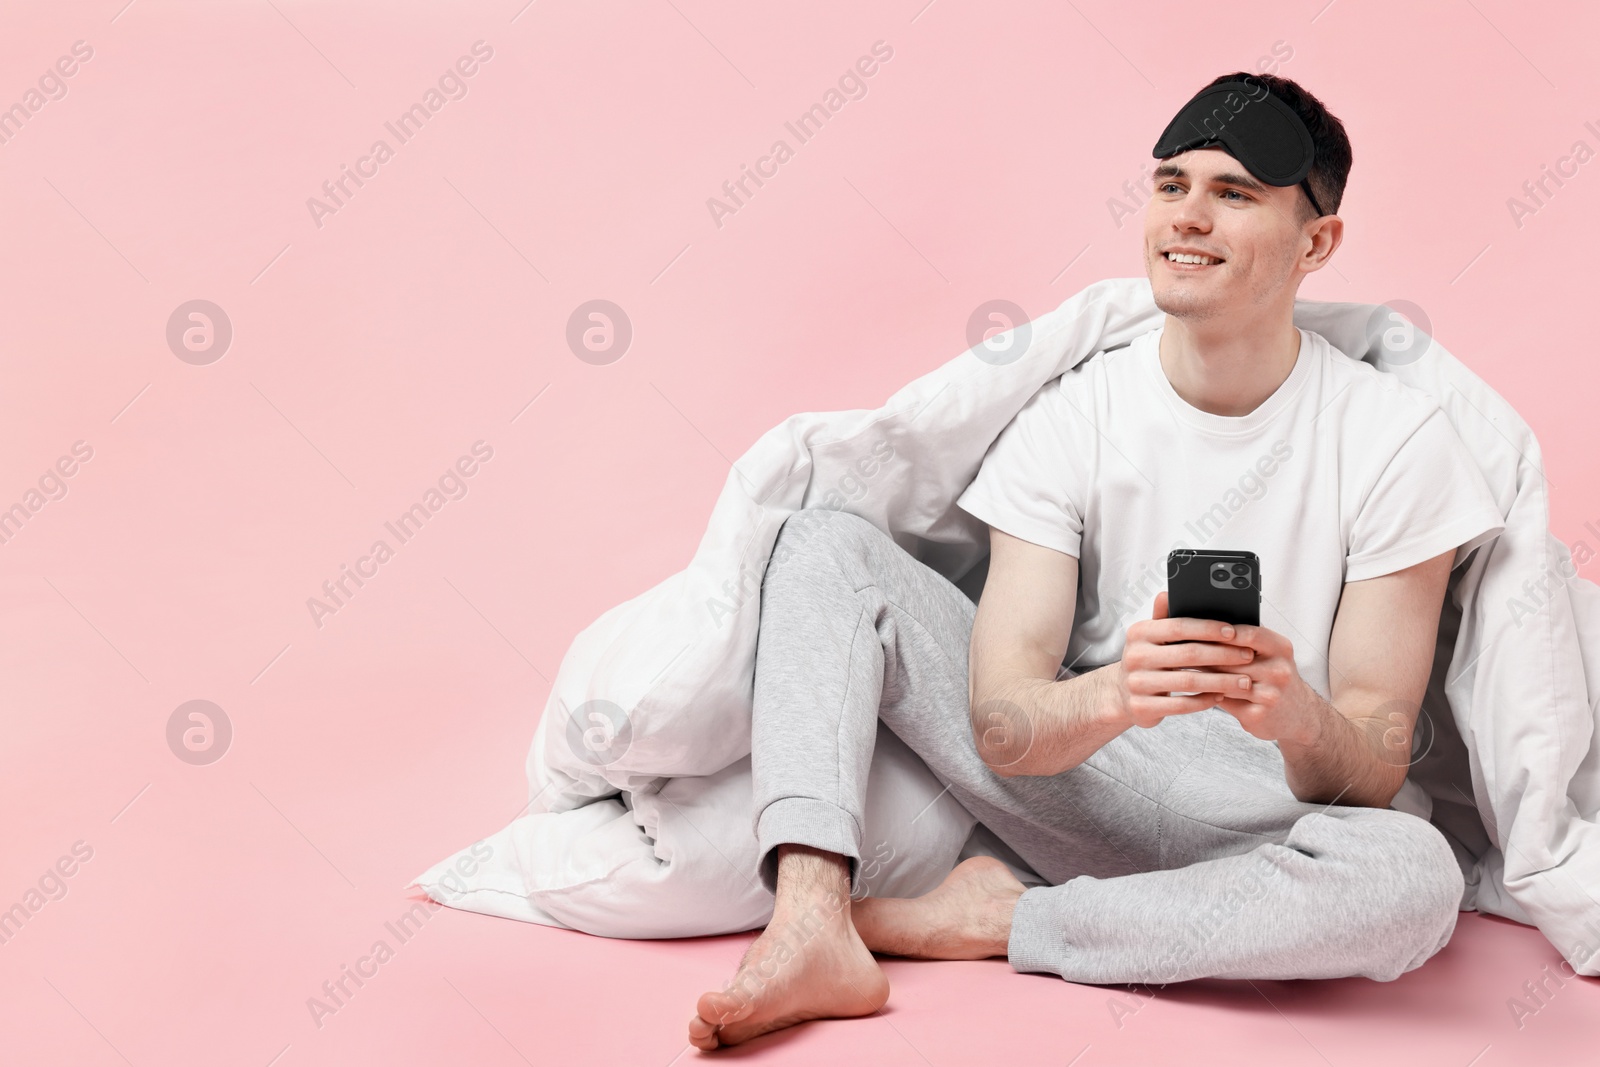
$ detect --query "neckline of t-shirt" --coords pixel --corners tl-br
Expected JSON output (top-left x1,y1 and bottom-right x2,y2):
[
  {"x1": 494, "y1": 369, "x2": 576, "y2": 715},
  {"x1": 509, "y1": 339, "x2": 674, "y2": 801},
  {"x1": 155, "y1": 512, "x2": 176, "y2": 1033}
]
[{"x1": 1140, "y1": 324, "x2": 1316, "y2": 437}]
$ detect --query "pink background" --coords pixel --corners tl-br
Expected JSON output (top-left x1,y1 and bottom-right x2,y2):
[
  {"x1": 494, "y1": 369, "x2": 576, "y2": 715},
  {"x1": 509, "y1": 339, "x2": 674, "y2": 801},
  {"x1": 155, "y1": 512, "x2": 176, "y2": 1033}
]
[{"x1": 2, "y1": 1, "x2": 1597, "y2": 1063}]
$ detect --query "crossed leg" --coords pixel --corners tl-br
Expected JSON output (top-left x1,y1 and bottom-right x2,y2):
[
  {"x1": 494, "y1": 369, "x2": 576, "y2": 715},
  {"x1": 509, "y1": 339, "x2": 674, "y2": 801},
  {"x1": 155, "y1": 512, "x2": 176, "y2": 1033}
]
[{"x1": 687, "y1": 508, "x2": 1464, "y2": 1048}]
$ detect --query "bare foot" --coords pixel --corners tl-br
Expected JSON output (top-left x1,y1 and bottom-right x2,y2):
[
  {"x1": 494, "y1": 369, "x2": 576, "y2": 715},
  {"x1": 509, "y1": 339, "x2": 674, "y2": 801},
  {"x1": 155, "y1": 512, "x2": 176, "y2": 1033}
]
[
  {"x1": 687, "y1": 894, "x2": 889, "y2": 1050},
  {"x1": 852, "y1": 855, "x2": 1027, "y2": 960}
]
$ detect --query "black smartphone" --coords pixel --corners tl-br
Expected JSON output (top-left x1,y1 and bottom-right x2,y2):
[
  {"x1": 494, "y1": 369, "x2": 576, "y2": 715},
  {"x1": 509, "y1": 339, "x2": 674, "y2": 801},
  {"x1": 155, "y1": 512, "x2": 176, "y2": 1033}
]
[{"x1": 1166, "y1": 549, "x2": 1261, "y2": 633}]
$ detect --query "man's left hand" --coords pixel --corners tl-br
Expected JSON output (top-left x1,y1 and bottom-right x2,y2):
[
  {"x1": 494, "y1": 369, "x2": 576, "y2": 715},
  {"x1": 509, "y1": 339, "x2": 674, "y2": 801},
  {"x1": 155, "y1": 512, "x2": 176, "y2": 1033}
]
[{"x1": 1198, "y1": 623, "x2": 1323, "y2": 747}]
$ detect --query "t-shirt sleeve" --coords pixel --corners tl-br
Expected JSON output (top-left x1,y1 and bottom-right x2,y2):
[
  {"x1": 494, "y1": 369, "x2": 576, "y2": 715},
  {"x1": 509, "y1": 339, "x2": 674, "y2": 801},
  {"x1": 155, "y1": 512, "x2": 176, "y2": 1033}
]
[
  {"x1": 955, "y1": 375, "x2": 1089, "y2": 557},
  {"x1": 1345, "y1": 406, "x2": 1506, "y2": 583}
]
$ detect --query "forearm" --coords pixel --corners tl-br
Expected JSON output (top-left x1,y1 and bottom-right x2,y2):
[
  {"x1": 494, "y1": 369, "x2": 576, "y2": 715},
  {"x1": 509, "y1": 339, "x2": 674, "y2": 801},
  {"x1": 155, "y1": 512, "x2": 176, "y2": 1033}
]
[
  {"x1": 1276, "y1": 686, "x2": 1403, "y2": 808},
  {"x1": 971, "y1": 665, "x2": 1129, "y2": 777}
]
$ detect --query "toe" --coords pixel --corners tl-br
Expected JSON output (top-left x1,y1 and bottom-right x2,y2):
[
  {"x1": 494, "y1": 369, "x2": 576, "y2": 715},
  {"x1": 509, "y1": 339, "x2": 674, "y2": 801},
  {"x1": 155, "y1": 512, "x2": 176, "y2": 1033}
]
[
  {"x1": 696, "y1": 988, "x2": 752, "y2": 1030},
  {"x1": 688, "y1": 1018, "x2": 721, "y2": 1052}
]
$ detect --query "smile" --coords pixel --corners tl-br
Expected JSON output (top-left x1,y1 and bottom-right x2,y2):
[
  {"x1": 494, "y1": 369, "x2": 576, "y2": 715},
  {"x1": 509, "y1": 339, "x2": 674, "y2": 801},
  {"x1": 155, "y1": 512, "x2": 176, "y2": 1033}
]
[{"x1": 1163, "y1": 251, "x2": 1224, "y2": 268}]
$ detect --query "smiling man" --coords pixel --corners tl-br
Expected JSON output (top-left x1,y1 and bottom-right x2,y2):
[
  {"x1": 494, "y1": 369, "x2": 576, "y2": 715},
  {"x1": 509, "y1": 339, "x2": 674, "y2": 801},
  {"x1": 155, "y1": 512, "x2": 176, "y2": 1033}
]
[{"x1": 688, "y1": 72, "x2": 1507, "y2": 1051}]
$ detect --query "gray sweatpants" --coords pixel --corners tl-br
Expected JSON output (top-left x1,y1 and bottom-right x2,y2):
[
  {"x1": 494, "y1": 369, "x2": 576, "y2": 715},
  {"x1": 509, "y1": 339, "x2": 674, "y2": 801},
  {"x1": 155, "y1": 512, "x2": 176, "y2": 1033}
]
[{"x1": 750, "y1": 507, "x2": 1464, "y2": 985}]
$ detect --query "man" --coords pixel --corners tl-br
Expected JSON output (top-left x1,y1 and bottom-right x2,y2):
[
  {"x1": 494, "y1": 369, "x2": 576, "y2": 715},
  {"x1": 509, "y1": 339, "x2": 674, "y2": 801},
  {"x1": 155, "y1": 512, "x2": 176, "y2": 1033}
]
[{"x1": 687, "y1": 72, "x2": 1506, "y2": 1050}]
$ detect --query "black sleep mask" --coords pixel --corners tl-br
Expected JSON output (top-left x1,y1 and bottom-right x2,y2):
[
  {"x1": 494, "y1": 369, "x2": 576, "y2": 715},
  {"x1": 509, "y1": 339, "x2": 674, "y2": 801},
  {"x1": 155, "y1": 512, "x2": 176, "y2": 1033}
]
[{"x1": 1152, "y1": 77, "x2": 1325, "y2": 217}]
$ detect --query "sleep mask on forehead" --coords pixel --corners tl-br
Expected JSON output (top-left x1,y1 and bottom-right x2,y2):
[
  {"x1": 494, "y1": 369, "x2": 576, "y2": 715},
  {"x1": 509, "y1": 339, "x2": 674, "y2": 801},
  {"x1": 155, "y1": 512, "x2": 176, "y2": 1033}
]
[{"x1": 1152, "y1": 77, "x2": 1326, "y2": 217}]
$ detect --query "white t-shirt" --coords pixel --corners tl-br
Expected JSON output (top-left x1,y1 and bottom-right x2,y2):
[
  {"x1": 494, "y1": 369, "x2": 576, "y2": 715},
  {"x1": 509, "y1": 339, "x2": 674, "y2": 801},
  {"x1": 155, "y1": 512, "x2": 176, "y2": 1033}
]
[{"x1": 955, "y1": 322, "x2": 1506, "y2": 700}]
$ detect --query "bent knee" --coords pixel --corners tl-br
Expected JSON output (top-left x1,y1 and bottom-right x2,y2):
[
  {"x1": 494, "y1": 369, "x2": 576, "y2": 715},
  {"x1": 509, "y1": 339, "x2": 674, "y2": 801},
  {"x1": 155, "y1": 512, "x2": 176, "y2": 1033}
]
[
  {"x1": 1343, "y1": 810, "x2": 1464, "y2": 977},
  {"x1": 1374, "y1": 810, "x2": 1464, "y2": 915},
  {"x1": 768, "y1": 507, "x2": 881, "y2": 578}
]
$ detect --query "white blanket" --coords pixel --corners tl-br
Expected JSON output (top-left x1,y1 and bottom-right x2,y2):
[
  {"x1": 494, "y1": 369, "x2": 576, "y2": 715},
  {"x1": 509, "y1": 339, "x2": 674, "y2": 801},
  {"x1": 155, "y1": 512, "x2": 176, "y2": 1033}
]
[{"x1": 413, "y1": 276, "x2": 1600, "y2": 971}]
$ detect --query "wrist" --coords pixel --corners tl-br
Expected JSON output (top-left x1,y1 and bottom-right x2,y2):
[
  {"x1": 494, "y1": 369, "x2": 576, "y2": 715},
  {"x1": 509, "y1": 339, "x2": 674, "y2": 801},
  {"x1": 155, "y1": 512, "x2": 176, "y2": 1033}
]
[
  {"x1": 1280, "y1": 680, "x2": 1333, "y2": 750},
  {"x1": 1091, "y1": 662, "x2": 1133, "y2": 731}
]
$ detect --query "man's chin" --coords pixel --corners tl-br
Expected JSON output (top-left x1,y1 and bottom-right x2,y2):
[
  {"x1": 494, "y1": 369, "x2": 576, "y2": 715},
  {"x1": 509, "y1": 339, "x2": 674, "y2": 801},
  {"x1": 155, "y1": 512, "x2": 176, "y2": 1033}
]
[{"x1": 1150, "y1": 282, "x2": 1223, "y2": 320}]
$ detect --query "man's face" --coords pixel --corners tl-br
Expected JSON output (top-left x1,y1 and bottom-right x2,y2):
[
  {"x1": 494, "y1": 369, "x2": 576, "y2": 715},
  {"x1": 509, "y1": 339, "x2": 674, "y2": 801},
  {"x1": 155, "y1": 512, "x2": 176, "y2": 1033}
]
[{"x1": 1143, "y1": 147, "x2": 1312, "y2": 323}]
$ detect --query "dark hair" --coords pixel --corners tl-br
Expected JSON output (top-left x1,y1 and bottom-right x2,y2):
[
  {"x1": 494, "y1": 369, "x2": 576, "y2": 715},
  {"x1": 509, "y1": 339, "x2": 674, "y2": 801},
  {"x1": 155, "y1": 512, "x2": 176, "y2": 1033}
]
[{"x1": 1198, "y1": 71, "x2": 1353, "y2": 222}]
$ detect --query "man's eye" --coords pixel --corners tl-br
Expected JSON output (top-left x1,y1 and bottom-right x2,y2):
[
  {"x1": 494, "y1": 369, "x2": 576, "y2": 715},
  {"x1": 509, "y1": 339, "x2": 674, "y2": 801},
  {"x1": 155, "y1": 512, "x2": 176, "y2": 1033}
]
[
  {"x1": 1222, "y1": 189, "x2": 1247, "y2": 202},
  {"x1": 1158, "y1": 182, "x2": 1180, "y2": 194}
]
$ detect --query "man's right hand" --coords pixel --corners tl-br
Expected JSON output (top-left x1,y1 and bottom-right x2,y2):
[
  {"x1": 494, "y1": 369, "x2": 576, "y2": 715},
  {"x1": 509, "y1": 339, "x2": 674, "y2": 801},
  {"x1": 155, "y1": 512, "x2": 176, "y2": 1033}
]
[{"x1": 1107, "y1": 591, "x2": 1256, "y2": 729}]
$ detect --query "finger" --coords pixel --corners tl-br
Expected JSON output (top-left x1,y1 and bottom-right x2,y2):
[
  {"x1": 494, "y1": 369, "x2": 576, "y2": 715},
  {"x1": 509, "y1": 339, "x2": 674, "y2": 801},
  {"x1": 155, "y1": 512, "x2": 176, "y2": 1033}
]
[
  {"x1": 1153, "y1": 591, "x2": 1169, "y2": 620},
  {"x1": 1148, "y1": 616, "x2": 1241, "y2": 647},
  {"x1": 1209, "y1": 623, "x2": 1278, "y2": 656},
  {"x1": 1216, "y1": 698, "x2": 1266, "y2": 720},
  {"x1": 1136, "y1": 669, "x2": 1253, "y2": 696},
  {"x1": 1141, "y1": 641, "x2": 1256, "y2": 670},
  {"x1": 1128, "y1": 693, "x2": 1220, "y2": 723}
]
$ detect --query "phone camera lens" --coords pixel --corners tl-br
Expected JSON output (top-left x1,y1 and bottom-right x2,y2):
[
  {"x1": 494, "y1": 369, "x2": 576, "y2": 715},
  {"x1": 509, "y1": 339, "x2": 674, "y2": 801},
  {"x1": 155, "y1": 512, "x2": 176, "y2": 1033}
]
[
  {"x1": 1231, "y1": 563, "x2": 1250, "y2": 576},
  {"x1": 1211, "y1": 567, "x2": 1228, "y2": 581},
  {"x1": 1231, "y1": 576, "x2": 1250, "y2": 589}
]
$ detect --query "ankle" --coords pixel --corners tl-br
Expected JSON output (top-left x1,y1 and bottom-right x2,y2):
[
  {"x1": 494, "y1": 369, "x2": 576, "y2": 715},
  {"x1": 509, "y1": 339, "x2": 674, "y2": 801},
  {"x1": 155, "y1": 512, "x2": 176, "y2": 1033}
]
[
  {"x1": 775, "y1": 844, "x2": 850, "y2": 898},
  {"x1": 773, "y1": 845, "x2": 853, "y2": 928}
]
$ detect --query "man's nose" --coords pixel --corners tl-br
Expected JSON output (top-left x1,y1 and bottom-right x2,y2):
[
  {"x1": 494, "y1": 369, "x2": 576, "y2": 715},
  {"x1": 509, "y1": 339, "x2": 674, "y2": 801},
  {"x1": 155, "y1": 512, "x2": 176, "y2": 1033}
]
[{"x1": 1169, "y1": 192, "x2": 1213, "y2": 230}]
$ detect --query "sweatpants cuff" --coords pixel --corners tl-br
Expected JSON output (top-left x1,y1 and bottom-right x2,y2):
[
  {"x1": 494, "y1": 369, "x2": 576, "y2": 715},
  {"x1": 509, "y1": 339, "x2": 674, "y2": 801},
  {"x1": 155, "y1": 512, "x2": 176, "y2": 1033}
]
[
  {"x1": 1008, "y1": 883, "x2": 1071, "y2": 976},
  {"x1": 754, "y1": 797, "x2": 861, "y2": 897}
]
